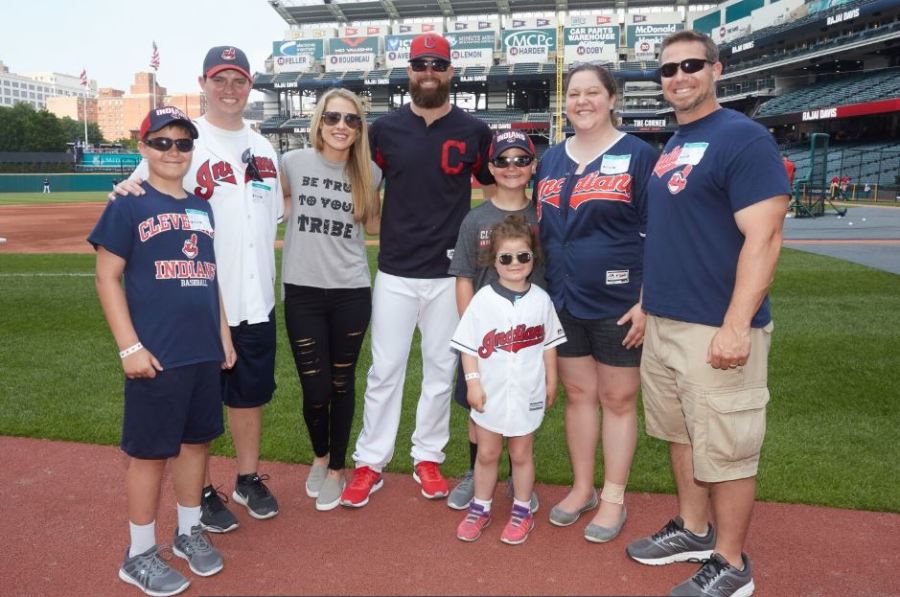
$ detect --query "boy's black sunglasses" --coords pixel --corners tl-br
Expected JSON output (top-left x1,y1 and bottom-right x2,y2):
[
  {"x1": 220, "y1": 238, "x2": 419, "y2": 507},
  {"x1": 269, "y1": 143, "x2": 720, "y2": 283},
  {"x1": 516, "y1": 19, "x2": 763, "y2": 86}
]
[
  {"x1": 657, "y1": 58, "x2": 713, "y2": 78},
  {"x1": 322, "y1": 111, "x2": 363, "y2": 130},
  {"x1": 492, "y1": 156, "x2": 534, "y2": 168},
  {"x1": 143, "y1": 137, "x2": 194, "y2": 153},
  {"x1": 497, "y1": 251, "x2": 533, "y2": 265},
  {"x1": 409, "y1": 59, "x2": 451, "y2": 73}
]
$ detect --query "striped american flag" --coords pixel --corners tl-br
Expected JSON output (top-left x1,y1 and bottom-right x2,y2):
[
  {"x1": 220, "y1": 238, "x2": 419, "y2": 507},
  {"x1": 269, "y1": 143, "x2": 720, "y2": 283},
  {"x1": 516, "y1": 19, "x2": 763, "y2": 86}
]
[
  {"x1": 150, "y1": 41, "x2": 160, "y2": 71},
  {"x1": 80, "y1": 69, "x2": 87, "y2": 87}
]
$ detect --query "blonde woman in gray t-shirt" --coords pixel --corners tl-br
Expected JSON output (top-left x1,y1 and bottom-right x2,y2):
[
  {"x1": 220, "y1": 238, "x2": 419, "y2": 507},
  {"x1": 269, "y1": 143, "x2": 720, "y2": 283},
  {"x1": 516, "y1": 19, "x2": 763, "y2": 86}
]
[{"x1": 280, "y1": 88, "x2": 382, "y2": 511}]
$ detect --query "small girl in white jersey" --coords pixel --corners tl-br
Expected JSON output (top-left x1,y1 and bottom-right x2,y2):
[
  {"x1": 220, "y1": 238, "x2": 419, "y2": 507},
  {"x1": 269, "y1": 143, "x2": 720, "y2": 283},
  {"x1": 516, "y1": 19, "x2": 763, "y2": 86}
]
[{"x1": 450, "y1": 215, "x2": 566, "y2": 544}]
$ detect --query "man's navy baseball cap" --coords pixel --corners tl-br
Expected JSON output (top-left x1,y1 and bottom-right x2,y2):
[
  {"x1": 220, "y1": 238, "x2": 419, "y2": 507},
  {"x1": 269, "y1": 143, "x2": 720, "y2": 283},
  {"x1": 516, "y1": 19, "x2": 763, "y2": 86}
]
[
  {"x1": 139, "y1": 106, "x2": 199, "y2": 140},
  {"x1": 489, "y1": 130, "x2": 536, "y2": 160},
  {"x1": 409, "y1": 33, "x2": 451, "y2": 62},
  {"x1": 203, "y1": 46, "x2": 252, "y2": 79}
]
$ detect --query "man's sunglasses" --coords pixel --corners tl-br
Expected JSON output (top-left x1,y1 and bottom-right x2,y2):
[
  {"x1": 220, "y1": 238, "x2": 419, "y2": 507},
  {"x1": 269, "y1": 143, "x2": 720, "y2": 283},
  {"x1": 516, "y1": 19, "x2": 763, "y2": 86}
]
[
  {"x1": 497, "y1": 251, "x2": 533, "y2": 266},
  {"x1": 322, "y1": 111, "x2": 363, "y2": 130},
  {"x1": 492, "y1": 156, "x2": 534, "y2": 168},
  {"x1": 409, "y1": 59, "x2": 451, "y2": 73},
  {"x1": 657, "y1": 58, "x2": 713, "y2": 78},
  {"x1": 143, "y1": 137, "x2": 194, "y2": 153},
  {"x1": 242, "y1": 148, "x2": 264, "y2": 182}
]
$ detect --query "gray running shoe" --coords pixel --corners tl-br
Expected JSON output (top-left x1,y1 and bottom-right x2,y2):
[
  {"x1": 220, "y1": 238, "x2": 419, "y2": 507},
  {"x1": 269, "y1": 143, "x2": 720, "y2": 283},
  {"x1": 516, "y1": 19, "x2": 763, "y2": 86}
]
[
  {"x1": 670, "y1": 553, "x2": 755, "y2": 597},
  {"x1": 447, "y1": 470, "x2": 475, "y2": 510},
  {"x1": 626, "y1": 516, "x2": 716, "y2": 566},
  {"x1": 505, "y1": 476, "x2": 540, "y2": 514},
  {"x1": 200, "y1": 485, "x2": 239, "y2": 534},
  {"x1": 173, "y1": 525, "x2": 224, "y2": 577},
  {"x1": 306, "y1": 462, "x2": 328, "y2": 498},
  {"x1": 315, "y1": 474, "x2": 345, "y2": 511},
  {"x1": 118, "y1": 545, "x2": 190, "y2": 597},
  {"x1": 233, "y1": 473, "x2": 279, "y2": 519}
]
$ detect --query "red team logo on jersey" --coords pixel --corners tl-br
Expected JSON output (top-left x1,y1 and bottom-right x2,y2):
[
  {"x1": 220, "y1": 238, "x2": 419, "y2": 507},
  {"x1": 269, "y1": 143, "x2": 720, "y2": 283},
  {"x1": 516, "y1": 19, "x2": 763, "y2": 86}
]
[
  {"x1": 441, "y1": 139, "x2": 468, "y2": 175},
  {"x1": 182, "y1": 233, "x2": 199, "y2": 259},
  {"x1": 536, "y1": 173, "x2": 633, "y2": 211},
  {"x1": 478, "y1": 324, "x2": 545, "y2": 358},
  {"x1": 247, "y1": 155, "x2": 278, "y2": 183},
  {"x1": 194, "y1": 160, "x2": 237, "y2": 199},
  {"x1": 654, "y1": 146, "x2": 696, "y2": 196}
]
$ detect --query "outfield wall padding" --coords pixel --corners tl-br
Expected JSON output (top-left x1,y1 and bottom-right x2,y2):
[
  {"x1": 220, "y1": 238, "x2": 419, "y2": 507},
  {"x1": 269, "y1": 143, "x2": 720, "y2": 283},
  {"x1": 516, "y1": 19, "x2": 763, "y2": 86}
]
[{"x1": 0, "y1": 174, "x2": 122, "y2": 193}]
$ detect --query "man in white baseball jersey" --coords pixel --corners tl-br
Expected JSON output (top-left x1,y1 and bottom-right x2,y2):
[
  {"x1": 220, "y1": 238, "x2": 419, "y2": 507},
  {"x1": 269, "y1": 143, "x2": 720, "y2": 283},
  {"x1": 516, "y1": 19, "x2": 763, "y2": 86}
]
[{"x1": 112, "y1": 46, "x2": 283, "y2": 532}]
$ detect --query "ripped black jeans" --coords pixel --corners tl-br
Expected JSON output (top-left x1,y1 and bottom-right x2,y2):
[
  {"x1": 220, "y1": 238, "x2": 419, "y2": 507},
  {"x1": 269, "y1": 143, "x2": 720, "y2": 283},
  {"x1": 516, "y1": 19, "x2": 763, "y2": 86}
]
[{"x1": 283, "y1": 284, "x2": 371, "y2": 470}]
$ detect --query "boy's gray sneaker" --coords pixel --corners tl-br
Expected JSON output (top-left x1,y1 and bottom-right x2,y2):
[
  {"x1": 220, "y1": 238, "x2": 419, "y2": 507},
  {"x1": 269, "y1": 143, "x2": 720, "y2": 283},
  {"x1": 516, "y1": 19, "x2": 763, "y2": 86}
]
[
  {"x1": 118, "y1": 545, "x2": 190, "y2": 597},
  {"x1": 626, "y1": 516, "x2": 716, "y2": 566},
  {"x1": 306, "y1": 463, "x2": 328, "y2": 498},
  {"x1": 200, "y1": 485, "x2": 238, "y2": 533},
  {"x1": 505, "y1": 476, "x2": 540, "y2": 514},
  {"x1": 447, "y1": 470, "x2": 475, "y2": 510},
  {"x1": 670, "y1": 553, "x2": 755, "y2": 597},
  {"x1": 173, "y1": 525, "x2": 224, "y2": 577},
  {"x1": 233, "y1": 473, "x2": 279, "y2": 519}
]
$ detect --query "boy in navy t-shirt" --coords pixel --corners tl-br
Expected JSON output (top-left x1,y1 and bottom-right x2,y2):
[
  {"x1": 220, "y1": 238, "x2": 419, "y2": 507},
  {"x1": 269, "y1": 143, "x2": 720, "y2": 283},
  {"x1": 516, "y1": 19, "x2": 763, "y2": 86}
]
[{"x1": 90, "y1": 106, "x2": 235, "y2": 596}]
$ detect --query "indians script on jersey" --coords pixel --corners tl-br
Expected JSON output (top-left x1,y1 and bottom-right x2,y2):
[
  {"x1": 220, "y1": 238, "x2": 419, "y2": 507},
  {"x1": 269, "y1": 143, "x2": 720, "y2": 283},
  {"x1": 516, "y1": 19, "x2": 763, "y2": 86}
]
[
  {"x1": 653, "y1": 142, "x2": 708, "y2": 195},
  {"x1": 138, "y1": 212, "x2": 217, "y2": 287},
  {"x1": 477, "y1": 323, "x2": 545, "y2": 358},
  {"x1": 193, "y1": 155, "x2": 278, "y2": 200},
  {"x1": 536, "y1": 171, "x2": 633, "y2": 211}
]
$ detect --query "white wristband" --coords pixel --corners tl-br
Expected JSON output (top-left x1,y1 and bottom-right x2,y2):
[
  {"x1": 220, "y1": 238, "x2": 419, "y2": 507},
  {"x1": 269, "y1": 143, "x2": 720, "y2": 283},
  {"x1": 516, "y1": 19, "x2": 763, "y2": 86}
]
[
  {"x1": 119, "y1": 342, "x2": 143, "y2": 359},
  {"x1": 464, "y1": 372, "x2": 480, "y2": 381}
]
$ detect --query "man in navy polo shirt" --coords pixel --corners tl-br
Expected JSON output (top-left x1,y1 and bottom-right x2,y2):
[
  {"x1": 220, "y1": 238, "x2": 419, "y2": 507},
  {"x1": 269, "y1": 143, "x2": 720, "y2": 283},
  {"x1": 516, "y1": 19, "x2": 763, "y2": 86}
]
[
  {"x1": 341, "y1": 33, "x2": 496, "y2": 508},
  {"x1": 626, "y1": 31, "x2": 790, "y2": 597}
]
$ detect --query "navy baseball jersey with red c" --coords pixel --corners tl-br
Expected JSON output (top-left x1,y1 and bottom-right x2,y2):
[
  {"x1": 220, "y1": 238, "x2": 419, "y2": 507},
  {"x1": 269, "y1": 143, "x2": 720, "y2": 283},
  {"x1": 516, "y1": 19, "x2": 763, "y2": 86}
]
[{"x1": 370, "y1": 104, "x2": 494, "y2": 278}]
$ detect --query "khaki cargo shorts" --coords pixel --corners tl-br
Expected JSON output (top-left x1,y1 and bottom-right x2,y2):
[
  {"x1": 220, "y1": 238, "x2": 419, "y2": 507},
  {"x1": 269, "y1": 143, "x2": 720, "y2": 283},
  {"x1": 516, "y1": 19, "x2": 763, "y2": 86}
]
[{"x1": 640, "y1": 315, "x2": 773, "y2": 483}]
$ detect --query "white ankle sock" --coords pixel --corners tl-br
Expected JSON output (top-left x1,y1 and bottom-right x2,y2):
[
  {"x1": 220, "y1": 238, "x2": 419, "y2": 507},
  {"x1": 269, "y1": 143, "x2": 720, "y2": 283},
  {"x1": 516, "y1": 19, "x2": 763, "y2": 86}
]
[
  {"x1": 129, "y1": 521, "x2": 156, "y2": 557},
  {"x1": 177, "y1": 503, "x2": 201, "y2": 537},
  {"x1": 513, "y1": 498, "x2": 531, "y2": 513},
  {"x1": 472, "y1": 497, "x2": 492, "y2": 513}
]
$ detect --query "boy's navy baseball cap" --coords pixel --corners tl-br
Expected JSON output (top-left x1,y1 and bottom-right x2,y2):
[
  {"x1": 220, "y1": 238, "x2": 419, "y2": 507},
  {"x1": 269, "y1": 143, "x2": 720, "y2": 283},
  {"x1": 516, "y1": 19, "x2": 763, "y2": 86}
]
[
  {"x1": 489, "y1": 130, "x2": 536, "y2": 160},
  {"x1": 409, "y1": 33, "x2": 451, "y2": 62},
  {"x1": 203, "y1": 46, "x2": 252, "y2": 79},
  {"x1": 139, "y1": 106, "x2": 199, "y2": 140}
]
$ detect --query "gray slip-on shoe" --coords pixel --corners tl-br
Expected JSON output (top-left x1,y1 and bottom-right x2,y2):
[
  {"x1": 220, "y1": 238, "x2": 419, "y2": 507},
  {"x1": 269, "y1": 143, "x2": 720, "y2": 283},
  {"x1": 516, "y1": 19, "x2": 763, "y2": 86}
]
[
  {"x1": 549, "y1": 490, "x2": 598, "y2": 527},
  {"x1": 306, "y1": 462, "x2": 328, "y2": 498},
  {"x1": 316, "y1": 474, "x2": 346, "y2": 511},
  {"x1": 584, "y1": 505, "x2": 627, "y2": 543}
]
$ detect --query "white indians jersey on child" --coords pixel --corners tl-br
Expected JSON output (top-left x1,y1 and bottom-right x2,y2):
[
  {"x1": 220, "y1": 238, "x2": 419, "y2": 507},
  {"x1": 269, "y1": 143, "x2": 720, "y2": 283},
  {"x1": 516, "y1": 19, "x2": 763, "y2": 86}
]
[
  {"x1": 131, "y1": 116, "x2": 283, "y2": 326},
  {"x1": 450, "y1": 283, "x2": 566, "y2": 437}
]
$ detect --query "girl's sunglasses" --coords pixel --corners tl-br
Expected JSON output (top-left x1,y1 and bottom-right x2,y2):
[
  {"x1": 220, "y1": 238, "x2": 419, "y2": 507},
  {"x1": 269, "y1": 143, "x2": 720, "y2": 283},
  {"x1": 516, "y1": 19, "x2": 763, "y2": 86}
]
[
  {"x1": 497, "y1": 251, "x2": 533, "y2": 266},
  {"x1": 143, "y1": 137, "x2": 194, "y2": 153},
  {"x1": 657, "y1": 58, "x2": 713, "y2": 78},
  {"x1": 322, "y1": 111, "x2": 363, "y2": 130},
  {"x1": 409, "y1": 59, "x2": 451, "y2": 73},
  {"x1": 492, "y1": 156, "x2": 534, "y2": 168}
]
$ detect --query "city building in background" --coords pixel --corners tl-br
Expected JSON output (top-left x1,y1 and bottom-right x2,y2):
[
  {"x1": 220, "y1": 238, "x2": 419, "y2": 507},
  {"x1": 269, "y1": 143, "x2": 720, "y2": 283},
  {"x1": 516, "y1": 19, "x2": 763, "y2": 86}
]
[{"x1": 0, "y1": 61, "x2": 95, "y2": 109}]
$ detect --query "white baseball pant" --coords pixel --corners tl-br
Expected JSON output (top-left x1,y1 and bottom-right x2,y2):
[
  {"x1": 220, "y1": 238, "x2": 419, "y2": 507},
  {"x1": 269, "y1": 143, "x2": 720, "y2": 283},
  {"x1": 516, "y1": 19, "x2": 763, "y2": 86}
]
[{"x1": 352, "y1": 271, "x2": 459, "y2": 470}]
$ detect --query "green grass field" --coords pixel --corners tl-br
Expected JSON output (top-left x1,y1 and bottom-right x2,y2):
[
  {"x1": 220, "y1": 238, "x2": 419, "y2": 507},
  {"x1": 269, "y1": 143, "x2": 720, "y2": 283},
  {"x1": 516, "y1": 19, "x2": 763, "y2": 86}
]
[
  {"x1": 1, "y1": 247, "x2": 898, "y2": 513},
  {"x1": 0, "y1": 191, "x2": 109, "y2": 206}
]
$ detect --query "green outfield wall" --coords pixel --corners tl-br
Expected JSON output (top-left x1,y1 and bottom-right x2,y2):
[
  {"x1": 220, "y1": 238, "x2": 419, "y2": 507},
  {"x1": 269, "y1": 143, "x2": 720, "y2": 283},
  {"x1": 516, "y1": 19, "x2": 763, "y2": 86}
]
[{"x1": 0, "y1": 174, "x2": 122, "y2": 193}]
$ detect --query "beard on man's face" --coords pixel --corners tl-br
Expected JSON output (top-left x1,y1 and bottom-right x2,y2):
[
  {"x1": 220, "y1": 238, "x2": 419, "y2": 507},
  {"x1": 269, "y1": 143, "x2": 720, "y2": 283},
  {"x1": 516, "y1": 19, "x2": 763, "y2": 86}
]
[{"x1": 410, "y1": 76, "x2": 450, "y2": 109}]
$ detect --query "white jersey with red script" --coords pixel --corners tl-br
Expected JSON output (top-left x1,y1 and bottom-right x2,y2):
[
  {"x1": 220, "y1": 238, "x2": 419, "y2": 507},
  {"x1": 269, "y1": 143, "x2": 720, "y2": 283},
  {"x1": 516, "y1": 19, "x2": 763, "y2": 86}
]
[
  {"x1": 130, "y1": 116, "x2": 283, "y2": 326},
  {"x1": 450, "y1": 282, "x2": 566, "y2": 437}
]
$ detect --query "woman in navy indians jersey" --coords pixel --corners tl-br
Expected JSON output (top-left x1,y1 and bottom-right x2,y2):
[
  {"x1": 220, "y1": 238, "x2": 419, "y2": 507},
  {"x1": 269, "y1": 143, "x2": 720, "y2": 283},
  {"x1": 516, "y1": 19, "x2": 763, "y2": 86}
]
[{"x1": 535, "y1": 63, "x2": 658, "y2": 542}]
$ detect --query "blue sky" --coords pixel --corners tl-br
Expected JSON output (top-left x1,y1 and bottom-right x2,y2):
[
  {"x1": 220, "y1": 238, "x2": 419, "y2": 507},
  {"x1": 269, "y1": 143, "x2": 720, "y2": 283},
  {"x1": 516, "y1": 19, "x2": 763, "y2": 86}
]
[{"x1": 2, "y1": 0, "x2": 287, "y2": 96}]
